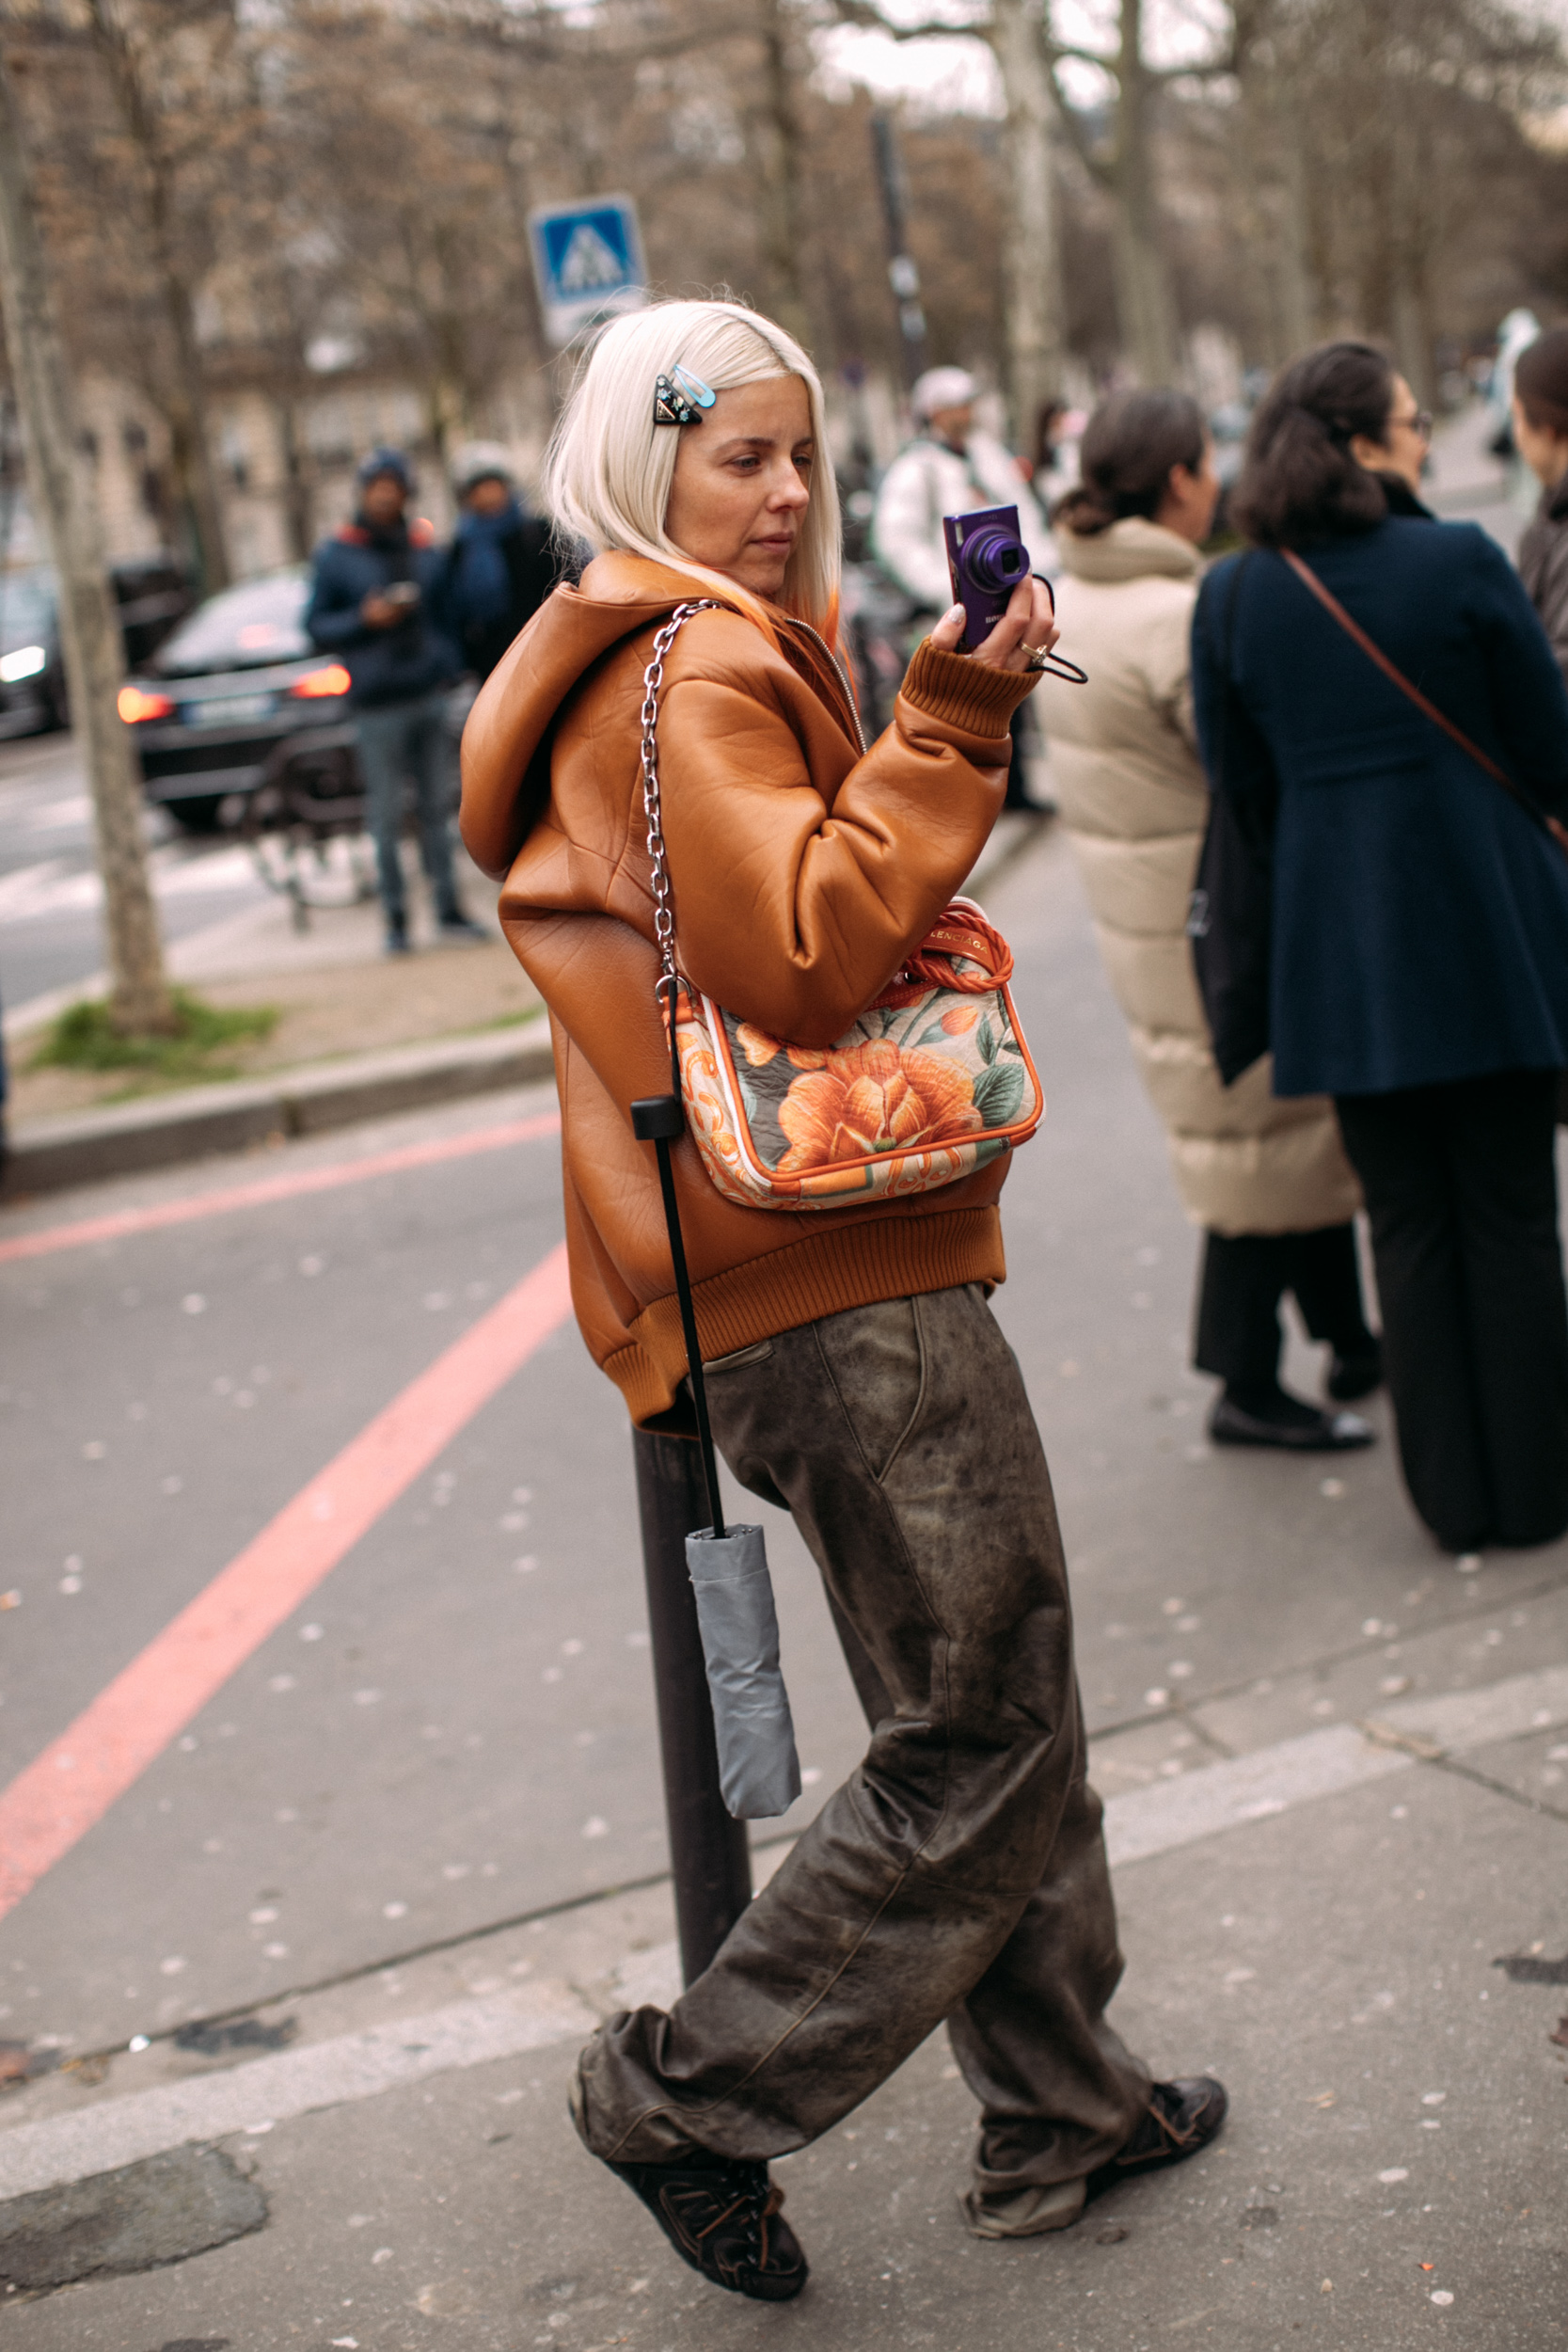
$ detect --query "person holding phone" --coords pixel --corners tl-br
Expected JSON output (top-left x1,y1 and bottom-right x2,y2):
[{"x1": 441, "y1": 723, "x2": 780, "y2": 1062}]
[{"x1": 306, "y1": 447, "x2": 479, "y2": 954}]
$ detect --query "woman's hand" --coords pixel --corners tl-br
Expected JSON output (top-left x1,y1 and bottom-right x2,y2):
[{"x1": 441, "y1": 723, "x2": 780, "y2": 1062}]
[{"x1": 929, "y1": 576, "x2": 1059, "y2": 674}]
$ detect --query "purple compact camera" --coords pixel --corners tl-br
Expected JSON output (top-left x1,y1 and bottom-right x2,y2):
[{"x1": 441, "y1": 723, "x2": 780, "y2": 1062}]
[{"x1": 943, "y1": 503, "x2": 1037, "y2": 649}]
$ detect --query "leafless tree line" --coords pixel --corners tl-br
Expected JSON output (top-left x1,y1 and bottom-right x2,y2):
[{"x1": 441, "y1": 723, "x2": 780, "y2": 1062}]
[{"x1": 2, "y1": 0, "x2": 1567, "y2": 584}]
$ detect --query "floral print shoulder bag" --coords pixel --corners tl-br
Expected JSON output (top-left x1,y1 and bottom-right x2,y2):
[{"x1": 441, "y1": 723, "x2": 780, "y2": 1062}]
[{"x1": 641, "y1": 602, "x2": 1045, "y2": 1211}]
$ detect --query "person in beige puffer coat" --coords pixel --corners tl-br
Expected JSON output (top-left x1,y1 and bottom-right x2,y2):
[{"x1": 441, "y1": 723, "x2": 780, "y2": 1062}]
[{"x1": 1042, "y1": 390, "x2": 1380, "y2": 1450}]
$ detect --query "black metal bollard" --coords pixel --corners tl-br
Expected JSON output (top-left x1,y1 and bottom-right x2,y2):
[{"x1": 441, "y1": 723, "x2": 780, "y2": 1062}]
[{"x1": 631, "y1": 1425, "x2": 752, "y2": 1987}]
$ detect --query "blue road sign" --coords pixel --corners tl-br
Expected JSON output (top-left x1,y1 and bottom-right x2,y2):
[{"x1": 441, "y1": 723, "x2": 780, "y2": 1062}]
[{"x1": 528, "y1": 197, "x2": 648, "y2": 347}]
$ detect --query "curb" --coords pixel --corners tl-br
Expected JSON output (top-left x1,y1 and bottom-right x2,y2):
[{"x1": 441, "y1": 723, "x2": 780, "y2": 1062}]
[
  {"x1": 1, "y1": 1025, "x2": 555, "y2": 1201},
  {"x1": 0, "y1": 813, "x2": 1053, "y2": 1205}
]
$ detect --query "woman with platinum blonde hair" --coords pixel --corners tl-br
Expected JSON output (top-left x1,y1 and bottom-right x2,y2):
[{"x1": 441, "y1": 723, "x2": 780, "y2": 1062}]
[
  {"x1": 540, "y1": 299, "x2": 842, "y2": 632},
  {"x1": 462, "y1": 296, "x2": 1225, "y2": 2305}
]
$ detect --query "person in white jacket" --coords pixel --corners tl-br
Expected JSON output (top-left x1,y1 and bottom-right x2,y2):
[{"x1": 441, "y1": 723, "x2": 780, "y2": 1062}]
[
  {"x1": 873, "y1": 366, "x2": 1050, "y2": 607},
  {"x1": 874, "y1": 367, "x2": 1051, "y2": 807}
]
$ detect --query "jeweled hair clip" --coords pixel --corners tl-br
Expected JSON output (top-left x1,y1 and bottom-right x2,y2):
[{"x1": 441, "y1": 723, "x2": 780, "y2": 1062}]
[{"x1": 653, "y1": 363, "x2": 717, "y2": 427}]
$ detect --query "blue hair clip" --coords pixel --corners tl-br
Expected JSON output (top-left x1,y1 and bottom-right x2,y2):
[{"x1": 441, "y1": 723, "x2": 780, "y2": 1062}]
[{"x1": 653, "y1": 362, "x2": 718, "y2": 426}]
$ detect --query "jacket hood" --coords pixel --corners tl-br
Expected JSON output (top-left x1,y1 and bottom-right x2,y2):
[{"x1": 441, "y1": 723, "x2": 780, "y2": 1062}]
[
  {"x1": 461, "y1": 551, "x2": 701, "y2": 880},
  {"x1": 1053, "y1": 516, "x2": 1200, "y2": 584},
  {"x1": 460, "y1": 550, "x2": 860, "y2": 882}
]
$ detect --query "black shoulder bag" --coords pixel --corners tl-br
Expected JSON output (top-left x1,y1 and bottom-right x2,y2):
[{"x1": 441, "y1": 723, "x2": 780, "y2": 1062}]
[{"x1": 1187, "y1": 552, "x2": 1275, "y2": 1087}]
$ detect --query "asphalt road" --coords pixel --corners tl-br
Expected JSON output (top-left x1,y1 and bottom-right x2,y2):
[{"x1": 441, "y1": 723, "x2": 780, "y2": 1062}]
[
  {"x1": 0, "y1": 731, "x2": 275, "y2": 1021},
  {"x1": 1, "y1": 823, "x2": 1565, "y2": 2345}
]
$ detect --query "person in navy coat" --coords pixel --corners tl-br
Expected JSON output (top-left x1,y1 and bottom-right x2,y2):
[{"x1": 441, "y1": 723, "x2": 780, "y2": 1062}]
[{"x1": 1192, "y1": 340, "x2": 1568, "y2": 1556}]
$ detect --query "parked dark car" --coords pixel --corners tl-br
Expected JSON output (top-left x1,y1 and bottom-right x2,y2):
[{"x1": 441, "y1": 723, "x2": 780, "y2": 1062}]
[
  {"x1": 0, "y1": 565, "x2": 66, "y2": 735},
  {"x1": 112, "y1": 554, "x2": 193, "y2": 670},
  {"x1": 119, "y1": 568, "x2": 358, "y2": 832},
  {"x1": 0, "y1": 555, "x2": 190, "y2": 739}
]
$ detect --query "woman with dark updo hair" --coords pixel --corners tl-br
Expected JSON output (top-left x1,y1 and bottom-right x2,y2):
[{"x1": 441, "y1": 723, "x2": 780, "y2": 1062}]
[
  {"x1": 1192, "y1": 340, "x2": 1568, "y2": 1557},
  {"x1": 1045, "y1": 389, "x2": 1378, "y2": 1453}
]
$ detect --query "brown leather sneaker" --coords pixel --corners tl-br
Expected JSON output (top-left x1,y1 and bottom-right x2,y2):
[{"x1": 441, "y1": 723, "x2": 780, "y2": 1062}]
[{"x1": 603, "y1": 2152, "x2": 808, "y2": 2302}]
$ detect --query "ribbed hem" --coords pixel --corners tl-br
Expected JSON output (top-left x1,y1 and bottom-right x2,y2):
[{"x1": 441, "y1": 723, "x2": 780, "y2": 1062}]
[
  {"x1": 604, "y1": 1206, "x2": 1006, "y2": 1425},
  {"x1": 902, "y1": 638, "x2": 1037, "y2": 737}
]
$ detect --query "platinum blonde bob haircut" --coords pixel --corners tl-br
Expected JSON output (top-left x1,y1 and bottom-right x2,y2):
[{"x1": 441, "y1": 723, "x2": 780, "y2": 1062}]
[{"x1": 541, "y1": 298, "x2": 840, "y2": 633}]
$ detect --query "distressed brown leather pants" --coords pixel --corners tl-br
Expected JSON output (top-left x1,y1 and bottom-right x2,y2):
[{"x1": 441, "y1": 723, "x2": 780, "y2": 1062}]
[{"x1": 573, "y1": 1285, "x2": 1151, "y2": 2196}]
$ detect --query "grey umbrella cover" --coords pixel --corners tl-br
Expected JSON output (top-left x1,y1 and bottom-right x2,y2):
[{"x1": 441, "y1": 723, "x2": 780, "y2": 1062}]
[{"x1": 686, "y1": 1522, "x2": 802, "y2": 1820}]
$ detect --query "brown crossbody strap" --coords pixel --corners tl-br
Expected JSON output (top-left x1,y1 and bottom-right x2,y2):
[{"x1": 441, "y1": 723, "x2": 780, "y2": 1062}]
[{"x1": 1278, "y1": 547, "x2": 1541, "y2": 806}]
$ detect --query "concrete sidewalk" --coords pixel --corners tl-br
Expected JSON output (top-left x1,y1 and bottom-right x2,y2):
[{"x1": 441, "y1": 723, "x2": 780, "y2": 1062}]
[{"x1": 0, "y1": 1646, "x2": 1563, "y2": 2345}]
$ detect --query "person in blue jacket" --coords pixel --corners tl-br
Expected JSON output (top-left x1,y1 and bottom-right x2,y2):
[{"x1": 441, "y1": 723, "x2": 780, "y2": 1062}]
[
  {"x1": 1192, "y1": 341, "x2": 1568, "y2": 1557},
  {"x1": 306, "y1": 448, "x2": 481, "y2": 954},
  {"x1": 441, "y1": 443, "x2": 558, "y2": 683}
]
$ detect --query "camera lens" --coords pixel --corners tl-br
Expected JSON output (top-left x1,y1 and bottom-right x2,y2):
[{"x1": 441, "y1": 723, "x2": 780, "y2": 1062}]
[{"x1": 960, "y1": 528, "x2": 1030, "y2": 594}]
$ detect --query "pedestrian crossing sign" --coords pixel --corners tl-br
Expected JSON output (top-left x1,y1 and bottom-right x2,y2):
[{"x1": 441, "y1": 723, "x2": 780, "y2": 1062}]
[{"x1": 529, "y1": 197, "x2": 648, "y2": 347}]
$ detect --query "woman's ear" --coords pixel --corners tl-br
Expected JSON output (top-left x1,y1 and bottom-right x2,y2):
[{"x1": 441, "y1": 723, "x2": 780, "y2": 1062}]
[{"x1": 1156, "y1": 462, "x2": 1193, "y2": 523}]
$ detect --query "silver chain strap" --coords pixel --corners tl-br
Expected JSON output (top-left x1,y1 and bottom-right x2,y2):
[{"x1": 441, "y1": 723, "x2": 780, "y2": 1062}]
[{"x1": 640, "y1": 600, "x2": 722, "y2": 991}]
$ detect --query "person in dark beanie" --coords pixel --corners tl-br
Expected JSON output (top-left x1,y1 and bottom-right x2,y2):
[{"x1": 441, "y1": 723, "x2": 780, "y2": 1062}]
[
  {"x1": 1513, "y1": 326, "x2": 1568, "y2": 689},
  {"x1": 1193, "y1": 341, "x2": 1568, "y2": 1557},
  {"x1": 442, "y1": 444, "x2": 558, "y2": 682},
  {"x1": 306, "y1": 448, "x2": 480, "y2": 955}
]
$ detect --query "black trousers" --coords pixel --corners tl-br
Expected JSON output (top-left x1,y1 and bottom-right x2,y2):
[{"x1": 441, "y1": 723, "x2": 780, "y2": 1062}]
[
  {"x1": 1194, "y1": 1222, "x2": 1371, "y2": 1392},
  {"x1": 1335, "y1": 1072, "x2": 1568, "y2": 1553}
]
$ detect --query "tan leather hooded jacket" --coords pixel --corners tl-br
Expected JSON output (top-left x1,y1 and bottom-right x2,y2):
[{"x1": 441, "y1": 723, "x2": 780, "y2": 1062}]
[{"x1": 460, "y1": 551, "x2": 1037, "y2": 1426}]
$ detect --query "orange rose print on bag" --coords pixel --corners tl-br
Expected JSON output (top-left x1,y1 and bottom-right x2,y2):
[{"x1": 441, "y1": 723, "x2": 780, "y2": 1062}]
[
  {"x1": 663, "y1": 901, "x2": 1043, "y2": 1212},
  {"x1": 777, "y1": 1041, "x2": 983, "y2": 1173}
]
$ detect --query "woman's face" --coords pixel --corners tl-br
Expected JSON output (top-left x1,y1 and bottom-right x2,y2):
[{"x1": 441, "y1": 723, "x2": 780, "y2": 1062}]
[
  {"x1": 1512, "y1": 396, "x2": 1568, "y2": 492},
  {"x1": 664, "y1": 375, "x2": 814, "y2": 599},
  {"x1": 1157, "y1": 433, "x2": 1221, "y2": 545},
  {"x1": 1349, "y1": 373, "x2": 1430, "y2": 494}
]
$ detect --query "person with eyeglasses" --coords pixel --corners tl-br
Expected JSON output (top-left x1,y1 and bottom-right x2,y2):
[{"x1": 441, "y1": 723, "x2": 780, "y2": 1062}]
[{"x1": 1189, "y1": 340, "x2": 1568, "y2": 1560}]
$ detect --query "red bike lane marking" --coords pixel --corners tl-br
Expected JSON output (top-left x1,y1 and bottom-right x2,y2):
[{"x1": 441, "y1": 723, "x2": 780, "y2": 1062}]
[
  {"x1": 0, "y1": 1110, "x2": 562, "y2": 1266},
  {"x1": 0, "y1": 1241, "x2": 574, "y2": 1922}
]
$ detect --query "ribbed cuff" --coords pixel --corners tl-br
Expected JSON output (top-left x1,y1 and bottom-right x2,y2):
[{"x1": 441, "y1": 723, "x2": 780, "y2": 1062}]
[
  {"x1": 610, "y1": 1205, "x2": 1007, "y2": 1425},
  {"x1": 901, "y1": 638, "x2": 1039, "y2": 738}
]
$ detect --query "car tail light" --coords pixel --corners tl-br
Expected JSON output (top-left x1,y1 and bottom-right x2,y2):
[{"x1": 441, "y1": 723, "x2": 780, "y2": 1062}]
[
  {"x1": 289, "y1": 663, "x2": 352, "y2": 699},
  {"x1": 118, "y1": 685, "x2": 175, "y2": 723}
]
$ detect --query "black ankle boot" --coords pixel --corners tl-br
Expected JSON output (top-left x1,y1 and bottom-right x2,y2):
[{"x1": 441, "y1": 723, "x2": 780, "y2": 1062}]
[
  {"x1": 1210, "y1": 1382, "x2": 1375, "y2": 1452},
  {"x1": 1326, "y1": 1337, "x2": 1383, "y2": 1401}
]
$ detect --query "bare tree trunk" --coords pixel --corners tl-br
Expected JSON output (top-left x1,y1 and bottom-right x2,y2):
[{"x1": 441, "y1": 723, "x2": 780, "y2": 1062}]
[
  {"x1": 1273, "y1": 98, "x2": 1316, "y2": 358},
  {"x1": 1388, "y1": 102, "x2": 1434, "y2": 407},
  {"x1": 275, "y1": 395, "x2": 314, "y2": 562},
  {"x1": 991, "y1": 0, "x2": 1065, "y2": 445},
  {"x1": 1109, "y1": 0, "x2": 1177, "y2": 383},
  {"x1": 0, "y1": 44, "x2": 172, "y2": 1033},
  {"x1": 84, "y1": 0, "x2": 230, "y2": 593},
  {"x1": 752, "y1": 0, "x2": 811, "y2": 351}
]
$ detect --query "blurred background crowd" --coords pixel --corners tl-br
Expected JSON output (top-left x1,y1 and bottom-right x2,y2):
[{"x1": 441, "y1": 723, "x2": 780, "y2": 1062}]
[{"x1": 2, "y1": 0, "x2": 1567, "y2": 596}]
